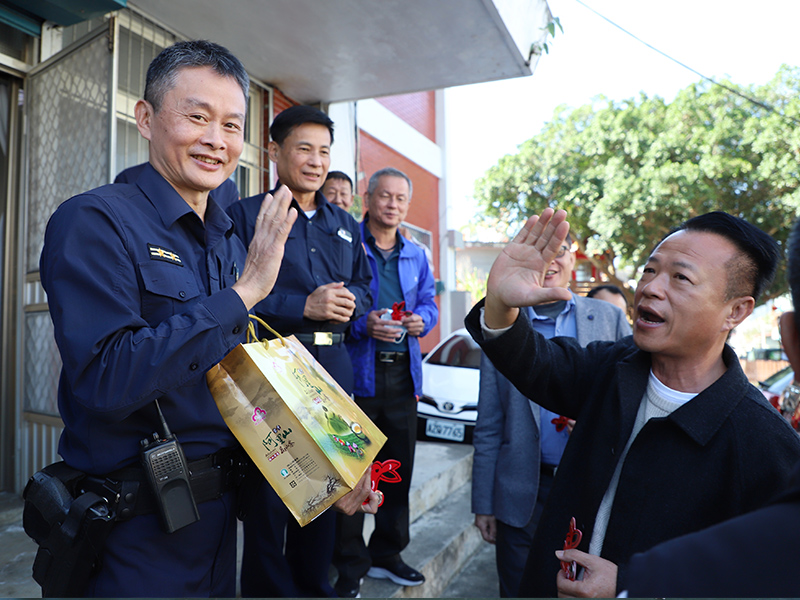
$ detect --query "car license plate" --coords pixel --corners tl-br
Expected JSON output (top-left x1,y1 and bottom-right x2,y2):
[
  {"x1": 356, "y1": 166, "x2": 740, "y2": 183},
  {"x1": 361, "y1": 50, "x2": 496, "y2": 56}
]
[{"x1": 425, "y1": 418, "x2": 465, "y2": 442}]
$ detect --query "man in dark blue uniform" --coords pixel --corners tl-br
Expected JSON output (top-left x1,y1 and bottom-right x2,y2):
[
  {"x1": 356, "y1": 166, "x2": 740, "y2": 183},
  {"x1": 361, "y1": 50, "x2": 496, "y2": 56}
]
[
  {"x1": 227, "y1": 105, "x2": 372, "y2": 597},
  {"x1": 115, "y1": 162, "x2": 240, "y2": 209},
  {"x1": 39, "y1": 41, "x2": 376, "y2": 598}
]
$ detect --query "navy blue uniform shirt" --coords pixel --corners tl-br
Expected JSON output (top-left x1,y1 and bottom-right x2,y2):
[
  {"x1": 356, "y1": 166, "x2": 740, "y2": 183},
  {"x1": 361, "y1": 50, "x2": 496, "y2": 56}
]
[
  {"x1": 227, "y1": 185, "x2": 372, "y2": 337},
  {"x1": 115, "y1": 162, "x2": 241, "y2": 210},
  {"x1": 40, "y1": 163, "x2": 250, "y2": 475}
]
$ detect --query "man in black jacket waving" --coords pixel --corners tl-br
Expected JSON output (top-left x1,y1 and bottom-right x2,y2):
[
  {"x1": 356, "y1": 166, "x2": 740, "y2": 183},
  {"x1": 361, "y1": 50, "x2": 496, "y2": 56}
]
[
  {"x1": 466, "y1": 208, "x2": 800, "y2": 597},
  {"x1": 608, "y1": 214, "x2": 800, "y2": 598}
]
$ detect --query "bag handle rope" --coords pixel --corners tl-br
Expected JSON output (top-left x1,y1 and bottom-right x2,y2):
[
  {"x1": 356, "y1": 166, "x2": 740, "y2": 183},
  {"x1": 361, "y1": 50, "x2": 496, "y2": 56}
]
[{"x1": 247, "y1": 314, "x2": 286, "y2": 346}]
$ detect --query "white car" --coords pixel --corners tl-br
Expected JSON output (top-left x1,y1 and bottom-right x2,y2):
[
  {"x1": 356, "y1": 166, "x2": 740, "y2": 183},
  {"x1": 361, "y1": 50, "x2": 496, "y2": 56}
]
[{"x1": 417, "y1": 328, "x2": 481, "y2": 443}]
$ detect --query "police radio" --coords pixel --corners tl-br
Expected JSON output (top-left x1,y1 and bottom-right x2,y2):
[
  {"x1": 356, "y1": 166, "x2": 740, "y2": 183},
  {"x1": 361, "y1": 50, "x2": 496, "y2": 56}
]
[{"x1": 140, "y1": 399, "x2": 199, "y2": 533}]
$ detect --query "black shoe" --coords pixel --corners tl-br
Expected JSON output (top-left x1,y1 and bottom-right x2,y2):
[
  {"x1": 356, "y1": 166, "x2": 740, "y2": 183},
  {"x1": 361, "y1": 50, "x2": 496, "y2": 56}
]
[
  {"x1": 367, "y1": 559, "x2": 425, "y2": 587},
  {"x1": 334, "y1": 576, "x2": 362, "y2": 598}
]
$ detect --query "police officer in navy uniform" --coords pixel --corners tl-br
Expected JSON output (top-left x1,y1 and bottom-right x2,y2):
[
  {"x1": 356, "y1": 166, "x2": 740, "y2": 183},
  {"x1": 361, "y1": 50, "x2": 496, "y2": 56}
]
[
  {"x1": 39, "y1": 41, "x2": 378, "y2": 598},
  {"x1": 227, "y1": 105, "x2": 372, "y2": 598}
]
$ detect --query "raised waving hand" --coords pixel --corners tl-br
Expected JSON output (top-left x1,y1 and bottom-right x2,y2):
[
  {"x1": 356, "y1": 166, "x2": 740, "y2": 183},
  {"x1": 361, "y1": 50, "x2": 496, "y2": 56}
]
[{"x1": 484, "y1": 208, "x2": 571, "y2": 329}]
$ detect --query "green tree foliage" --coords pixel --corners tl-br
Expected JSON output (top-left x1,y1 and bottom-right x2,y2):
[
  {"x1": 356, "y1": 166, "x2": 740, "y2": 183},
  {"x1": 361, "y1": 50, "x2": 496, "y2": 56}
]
[
  {"x1": 473, "y1": 65, "x2": 800, "y2": 301},
  {"x1": 348, "y1": 194, "x2": 364, "y2": 220}
]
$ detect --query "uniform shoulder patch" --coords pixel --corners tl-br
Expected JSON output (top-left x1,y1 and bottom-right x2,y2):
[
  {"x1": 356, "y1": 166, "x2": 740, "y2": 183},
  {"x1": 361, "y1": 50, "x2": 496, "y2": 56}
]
[{"x1": 147, "y1": 243, "x2": 183, "y2": 266}]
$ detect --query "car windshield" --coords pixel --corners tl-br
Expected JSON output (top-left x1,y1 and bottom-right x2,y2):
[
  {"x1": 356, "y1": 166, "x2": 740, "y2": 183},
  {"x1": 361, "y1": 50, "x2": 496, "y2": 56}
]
[
  {"x1": 761, "y1": 365, "x2": 794, "y2": 387},
  {"x1": 426, "y1": 333, "x2": 482, "y2": 369}
]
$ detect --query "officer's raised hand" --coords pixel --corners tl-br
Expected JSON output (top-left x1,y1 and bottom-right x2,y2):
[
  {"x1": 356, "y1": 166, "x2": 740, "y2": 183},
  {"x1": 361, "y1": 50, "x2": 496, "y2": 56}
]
[
  {"x1": 304, "y1": 282, "x2": 357, "y2": 323},
  {"x1": 485, "y1": 208, "x2": 571, "y2": 329},
  {"x1": 233, "y1": 185, "x2": 297, "y2": 310}
]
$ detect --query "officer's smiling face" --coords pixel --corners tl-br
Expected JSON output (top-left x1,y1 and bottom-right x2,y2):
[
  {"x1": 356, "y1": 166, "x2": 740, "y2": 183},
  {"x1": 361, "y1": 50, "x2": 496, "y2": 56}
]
[
  {"x1": 136, "y1": 65, "x2": 246, "y2": 207},
  {"x1": 269, "y1": 122, "x2": 332, "y2": 199}
]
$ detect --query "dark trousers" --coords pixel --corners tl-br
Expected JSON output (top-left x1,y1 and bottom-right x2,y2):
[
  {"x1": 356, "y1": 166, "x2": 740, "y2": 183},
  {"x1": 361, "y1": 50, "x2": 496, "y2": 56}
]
[
  {"x1": 334, "y1": 356, "x2": 417, "y2": 581},
  {"x1": 241, "y1": 482, "x2": 336, "y2": 597},
  {"x1": 240, "y1": 342, "x2": 351, "y2": 598},
  {"x1": 496, "y1": 469, "x2": 554, "y2": 598},
  {"x1": 85, "y1": 491, "x2": 237, "y2": 597}
]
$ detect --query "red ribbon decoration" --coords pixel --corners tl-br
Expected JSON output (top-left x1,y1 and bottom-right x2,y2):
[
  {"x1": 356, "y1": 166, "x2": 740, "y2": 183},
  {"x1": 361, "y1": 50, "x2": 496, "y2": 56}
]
[
  {"x1": 561, "y1": 517, "x2": 582, "y2": 581},
  {"x1": 391, "y1": 301, "x2": 411, "y2": 321},
  {"x1": 363, "y1": 459, "x2": 402, "y2": 507},
  {"x1": 551, "y1": 415, "x2": 570, "y2": 432}
]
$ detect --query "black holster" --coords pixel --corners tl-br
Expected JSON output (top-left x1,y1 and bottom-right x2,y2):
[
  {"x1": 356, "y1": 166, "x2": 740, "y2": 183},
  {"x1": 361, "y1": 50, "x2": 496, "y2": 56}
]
[{"x1": 23, "y1": 462, "x2": 116, "y2": 598}]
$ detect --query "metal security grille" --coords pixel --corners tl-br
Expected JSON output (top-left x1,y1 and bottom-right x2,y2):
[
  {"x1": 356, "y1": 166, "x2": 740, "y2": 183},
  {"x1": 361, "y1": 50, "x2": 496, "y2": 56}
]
[
  {"x1": 23, "y1": 312, "x2": 61, "y2": 415},
  {"x1": 19, "y1": 27, "x2": 113, "y2": 489},
  {"x1": 114, "y1": 10, "x2": 177, "y2": 173},
  {"x1": 25, "y1": 27, "x2": 112, "y2": 273}
]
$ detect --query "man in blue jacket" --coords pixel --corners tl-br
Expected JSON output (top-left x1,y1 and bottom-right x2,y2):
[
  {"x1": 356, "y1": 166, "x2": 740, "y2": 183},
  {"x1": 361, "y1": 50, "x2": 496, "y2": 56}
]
[{"x1": 334, "y1": 167, "x2": 439, "y2": 597}]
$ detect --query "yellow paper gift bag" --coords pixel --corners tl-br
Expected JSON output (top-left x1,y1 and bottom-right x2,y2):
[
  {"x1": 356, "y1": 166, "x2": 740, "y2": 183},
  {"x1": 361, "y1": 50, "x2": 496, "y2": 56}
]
[{"x1": 207, "y1": 317, "x2": 386, "y2": 525}]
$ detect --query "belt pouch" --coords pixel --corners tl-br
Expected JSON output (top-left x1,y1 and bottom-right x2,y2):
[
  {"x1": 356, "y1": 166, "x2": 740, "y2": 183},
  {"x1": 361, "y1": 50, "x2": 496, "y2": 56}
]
[{"x1": 23, "y1": 462, "x2": 116, "y2": 597}]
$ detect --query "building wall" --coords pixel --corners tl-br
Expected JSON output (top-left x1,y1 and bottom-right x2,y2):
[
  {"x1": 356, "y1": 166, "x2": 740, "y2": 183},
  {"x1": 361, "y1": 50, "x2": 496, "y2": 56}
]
[
  {"x1": 263, "y1": 88, "x2": 299, "y2": 189},
  {"x1": 376, "y1": 91, "x2": 436, "y2": 142},
  {"x1": 358, "y1": 130, "x2": 441, "y2": 353},
  {"x1": 273, "y1": 88, "x2": 297, "y2": 114}
]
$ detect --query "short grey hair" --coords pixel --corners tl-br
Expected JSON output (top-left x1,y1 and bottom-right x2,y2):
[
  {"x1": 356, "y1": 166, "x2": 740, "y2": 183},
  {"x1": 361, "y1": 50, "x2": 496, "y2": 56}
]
[
  {"x1": 366, "y1": 167, "x2": 413, "y2": 199},
  {"x1": 144, "y1": 40, "x2": 250, "y2": 112}
]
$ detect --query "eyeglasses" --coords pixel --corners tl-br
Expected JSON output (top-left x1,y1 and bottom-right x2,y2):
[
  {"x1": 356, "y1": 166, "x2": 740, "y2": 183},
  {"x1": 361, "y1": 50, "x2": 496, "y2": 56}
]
[{"x1": 555, "y1": 246, "x2": 570, "y2": 258}]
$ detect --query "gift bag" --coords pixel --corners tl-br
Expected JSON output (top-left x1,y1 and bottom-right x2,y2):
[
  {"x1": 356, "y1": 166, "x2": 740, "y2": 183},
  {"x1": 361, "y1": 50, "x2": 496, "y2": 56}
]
[{"x1": 207, "y1": 317, "x2": 386, "y2": 526}]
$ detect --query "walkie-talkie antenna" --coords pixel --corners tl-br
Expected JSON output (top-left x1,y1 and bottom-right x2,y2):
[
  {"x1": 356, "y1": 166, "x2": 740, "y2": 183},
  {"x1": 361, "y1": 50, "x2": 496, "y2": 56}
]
[{"x1": 153, "y1": 398, "x2": 172, "y2": 438}]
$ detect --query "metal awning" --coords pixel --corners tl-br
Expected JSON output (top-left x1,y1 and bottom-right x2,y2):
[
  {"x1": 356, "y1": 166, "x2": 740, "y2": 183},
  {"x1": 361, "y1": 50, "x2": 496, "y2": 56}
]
[
  {"x1": 129, "y1": 0, "x2": 552, "y2": 103},
  {"x1": 0, "y1": 0, "x2": 127, "y2": 31}
]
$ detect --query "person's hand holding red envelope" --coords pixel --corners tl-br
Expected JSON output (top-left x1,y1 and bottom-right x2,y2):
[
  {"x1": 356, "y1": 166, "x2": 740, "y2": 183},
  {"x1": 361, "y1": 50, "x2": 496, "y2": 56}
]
[{"x1": 363, "y1": 459, "x2": 402, "y2": 507}]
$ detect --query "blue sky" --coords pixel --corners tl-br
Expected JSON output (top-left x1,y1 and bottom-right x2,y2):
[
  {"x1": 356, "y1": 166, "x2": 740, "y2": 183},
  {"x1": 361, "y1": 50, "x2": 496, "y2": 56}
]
[{"x1": 444, "y1": 0, "x2": 800, "y2": 231}]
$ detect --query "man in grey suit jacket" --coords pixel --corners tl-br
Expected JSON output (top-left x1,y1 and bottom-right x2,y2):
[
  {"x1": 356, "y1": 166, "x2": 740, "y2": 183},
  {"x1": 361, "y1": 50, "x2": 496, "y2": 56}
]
[{"x1": 472, "y1": 235, "x2": 631, "y2": 597}]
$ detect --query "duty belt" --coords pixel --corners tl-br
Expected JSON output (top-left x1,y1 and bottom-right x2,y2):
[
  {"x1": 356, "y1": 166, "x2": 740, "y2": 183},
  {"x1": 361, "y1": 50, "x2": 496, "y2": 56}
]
[
  {"x1": 80, "y1": 447, "x2": 248, "y2": 521},
  {"x1": 377, "y1": 351, "x2": 409, "y2": 363},
  {"x1": 294, "y1": 332, "x2": 345, "y2": 346}
]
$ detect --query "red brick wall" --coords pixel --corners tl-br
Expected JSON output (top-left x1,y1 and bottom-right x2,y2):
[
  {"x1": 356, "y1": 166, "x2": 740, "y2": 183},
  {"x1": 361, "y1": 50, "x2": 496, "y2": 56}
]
[
  {"x1": 272, "y1": 88, "x2": 297, "y2": 115},
  {"x1": 358, "y1": 130, "x2": 441, "y2": 352},
  {"x1": 376, "y1": 92, "x2": 436, "y2": 142},
  {"x1": 263, "y1": 89, "x2": 299, "y2": 189}
]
